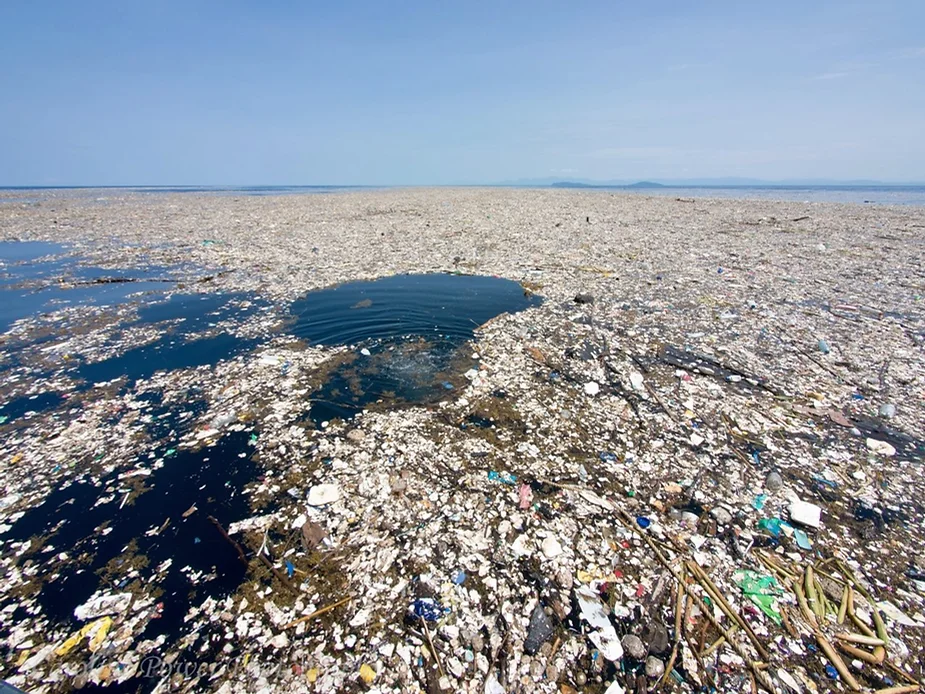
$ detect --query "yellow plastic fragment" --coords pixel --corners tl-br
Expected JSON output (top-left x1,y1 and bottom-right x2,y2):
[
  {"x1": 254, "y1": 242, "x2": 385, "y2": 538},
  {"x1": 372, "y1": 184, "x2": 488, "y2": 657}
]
[
  {"x1": 359, "y1": 663, "x2": 376, "y2": 684},
  {"x1": 306, "y1": 667, "x2": 318, "y2": 683},
  {"x1": 54, "y1": 631, "x2": 85, "y2": 657},
  {"x1": 55, "y1": 616, "x2": 112, "y2": 657},
  {"x1": 88, "y1": 616, "x2": 113, "y2": 653}
]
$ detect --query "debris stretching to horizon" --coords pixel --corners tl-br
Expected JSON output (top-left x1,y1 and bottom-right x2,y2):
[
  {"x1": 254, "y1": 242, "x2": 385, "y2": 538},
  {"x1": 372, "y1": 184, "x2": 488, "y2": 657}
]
[{"x1": 0, "y1": 187, "x2": 924, "y2": 693}]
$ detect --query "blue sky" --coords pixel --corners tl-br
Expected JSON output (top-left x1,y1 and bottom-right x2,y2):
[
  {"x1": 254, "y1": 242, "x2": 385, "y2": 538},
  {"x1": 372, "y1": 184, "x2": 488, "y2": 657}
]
[{"x1": 1, "y1": 1, "x2": 924, "y2": 185}]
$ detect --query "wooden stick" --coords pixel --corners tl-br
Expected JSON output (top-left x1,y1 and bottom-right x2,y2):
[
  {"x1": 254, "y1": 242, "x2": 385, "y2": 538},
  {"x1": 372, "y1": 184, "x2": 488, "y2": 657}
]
[
  {"x1": 687, "y1": 561, "x2": 771, "y2": 661},
  {"x1": 615, "y1": 512, "x2": 776, "y2": 692},
  {"x1": 257, "y1": 552, "x2": 297, "y2": 593},
  {"x1": 883, "y1": 660, "x2": 920, "y2": 685},
  {"x1": 283, "y1": 595, "x2": 353, "y2": 629},
  {"x1": 874, "y1": 686, "x2": 920, "y2": 694},
  {"x1": 779, "y1": 604, "x2": 799, "y2": 640},
  {"x1": 421, "y1": 616, "x2": 445, "y2": 679},
  {"x1": 208, "y1": 515, "x2": 248, "y2": 565},
  {"x1": 835, "y1": 632, "x2": 886, "y2": 646}
]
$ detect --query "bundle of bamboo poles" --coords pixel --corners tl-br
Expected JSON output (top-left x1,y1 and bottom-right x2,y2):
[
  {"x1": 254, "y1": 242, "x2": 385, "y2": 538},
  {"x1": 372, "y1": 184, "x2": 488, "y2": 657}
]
[
  {"x1": 755, "y1": 550, "x2": 919, "y2": 693},
  {"x1": 617, "y1": 508, "x2": 919, "y2": 693}
]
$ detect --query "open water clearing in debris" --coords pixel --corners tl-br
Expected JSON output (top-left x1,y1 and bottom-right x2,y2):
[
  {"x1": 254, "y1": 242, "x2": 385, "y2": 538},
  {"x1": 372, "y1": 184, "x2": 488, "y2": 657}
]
[
  {"x1": 0, "y1": 240, "x2": 541, "y2": 690},
  {"x1": 290, "y1": 273, "x2": 541, "y2": 425}
]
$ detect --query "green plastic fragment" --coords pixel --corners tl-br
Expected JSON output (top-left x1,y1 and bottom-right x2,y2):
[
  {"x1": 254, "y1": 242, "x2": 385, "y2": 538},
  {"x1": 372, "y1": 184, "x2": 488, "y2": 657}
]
[
  {"x1": 757, "y1": 517, "x2": 783, "y2": 537},
  {"x1": 734, "y1": 569, "x2": 783, "y2": 624}
]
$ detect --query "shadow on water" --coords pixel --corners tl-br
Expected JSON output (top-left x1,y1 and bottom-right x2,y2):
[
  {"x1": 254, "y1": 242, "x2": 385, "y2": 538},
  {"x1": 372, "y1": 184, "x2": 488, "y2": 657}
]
[
  {"x1": 4, "y1": 431, "x2": 258, "y2": 686},
  {"x1": 289, "y1": 273, "x2": 541, "y2": 426}
]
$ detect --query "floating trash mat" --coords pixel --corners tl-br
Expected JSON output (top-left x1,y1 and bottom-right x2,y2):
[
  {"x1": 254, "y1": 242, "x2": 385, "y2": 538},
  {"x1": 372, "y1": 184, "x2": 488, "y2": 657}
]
[
  {"x1": 288, "y1": 273, "x2": 541, "y2": 425},
  {"x1": 2, "y1": 431, "x2": 259, "y2": 689}
]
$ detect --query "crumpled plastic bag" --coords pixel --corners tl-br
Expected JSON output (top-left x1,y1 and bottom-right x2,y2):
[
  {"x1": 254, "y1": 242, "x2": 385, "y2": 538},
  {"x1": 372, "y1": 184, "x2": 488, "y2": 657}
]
[{"x1": 733, "y1": 569, "x2": 783, "y2": 625}]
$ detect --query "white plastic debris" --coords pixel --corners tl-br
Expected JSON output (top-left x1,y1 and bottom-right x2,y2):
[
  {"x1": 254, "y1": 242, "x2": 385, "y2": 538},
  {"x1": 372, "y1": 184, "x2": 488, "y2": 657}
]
[
  {"x1": 584, "y1": 381, "x2": 600, "y2": 396},
  {"x1": 789, "y1": 500, "x2": 822, "y2": 528},
  {"x1": 575, "y1": 585, "x2": 624, "y2": 661},
  {"x1": 307, "y1": 483, "x2": 341, "y2": 506},
  {"x1": 74, "y1": 592, "x2": 133, "y2": 621},
  {"x1": 629, "y1": 371, "x2": 645, "y2": 392},
  {"x1": 541, "y1": 536, "x2": 563, "y2": 558},
  {"x1": 866, "y1": 438, "x2": 897, "y2": 457}
]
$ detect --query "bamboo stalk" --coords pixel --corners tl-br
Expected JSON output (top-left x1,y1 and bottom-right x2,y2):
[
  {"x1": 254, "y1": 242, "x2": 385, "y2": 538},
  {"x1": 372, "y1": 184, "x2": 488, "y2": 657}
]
[
  {"x1": 793, "y1": 579, "x2": 818, "y2": 629},
  {"x1": 687, "y1": 561, "x2": 771, "y2": 661},
  {"x1": 806, "y1": 567, "x2": 823, "y2": 621},
  {"x1": 874, "y1": 686, "x2": 920, "y2": 694},
  {"x1": 837, "y1": 586, "x2": 849, "y2": 625},
  {"x1": 657, "y1": 576, "x2": 686, "y2": 692},
  {"x1": 850, "y1": 612, "x2": 877, "y2": 638},
  {"x1": 816, "y1": 632, "x2": 861, "y2": 691},
  {"x1": 836, "y1": 640, "x2": 885, "y2": 665},
  {"x1": 835, "y1": 632, "x2": 886, "y2": 646},
  {"x1": 283, "y1": 595, "x2": 353, "y2": 629},
  {"x1": 702, "y1": 631, "x2": 731, "y2": 658},
  {"x1": 616, "y1": 511, "x2": 777, "y2": 692},
  {"x1": 836, "y1": 558, "x2": 889, "y2": 645}
]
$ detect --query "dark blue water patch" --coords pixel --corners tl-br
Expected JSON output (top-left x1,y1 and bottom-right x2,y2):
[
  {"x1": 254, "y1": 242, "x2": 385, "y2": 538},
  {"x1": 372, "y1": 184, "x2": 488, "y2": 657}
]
[
  {"x1": 0, "y1": 391, "x2": 63, "y2": 424},
  {"x1": 290, "y1": 273, "x2": 541, "y2": 346},
  {"x1": 78, "y1": 333, "x2": 258, "y2": 386},
  {"x1": 290, "y1": 273, "x2": 541, "y2": 426},
  {"x1": 2, "y1": 430, "x2": 257, "y2": 667}
]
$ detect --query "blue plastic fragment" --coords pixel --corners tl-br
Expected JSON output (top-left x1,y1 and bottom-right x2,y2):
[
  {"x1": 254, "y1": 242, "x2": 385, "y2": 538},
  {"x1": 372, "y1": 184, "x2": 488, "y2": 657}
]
[
  {"x1": 599, "y1": 452, "x2": 617, "y2": 463},
  {"x1": 825, "y1": 664, "x2": 839, "y2": 679},
  {"x1": 813, "y1": 476, "x2": 838, "y2": 489},
  {"x1": 452, "y1": 570, "x2": 467, "y2": 585},
  {"x1": 286, "y1": 560, "x2": 295, "y2": 578},
  {"x1": 753, "y1": 494, "x2": 768, "y2": 510},
  {"x1": 792, "y1": 528, "x2": 812, "y2": 550},
  {"x1": 488, "y1": 470, "x2": 517, "y2": 485},
  {"x1": 441, "y1": 381, "x2": 455, "y2": 391},
  {"x1": 636, "y1": 516, "x2": 651, "y2": 529},
  {"x1": 411, "y1": 598, "x2": 447, "y2": 622}
]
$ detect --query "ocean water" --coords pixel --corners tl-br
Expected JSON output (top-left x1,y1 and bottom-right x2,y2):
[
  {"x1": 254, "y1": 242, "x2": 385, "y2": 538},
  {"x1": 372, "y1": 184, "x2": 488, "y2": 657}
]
[
  {"x1": 289, "y1": 273, "x2": 542, "y2": 425},
  {"x1": 546, "y1": 184, "x2": 925, "y2": 206},
  {"x1": 3, "y1": 184, "x2": 924, "y2": 205}
]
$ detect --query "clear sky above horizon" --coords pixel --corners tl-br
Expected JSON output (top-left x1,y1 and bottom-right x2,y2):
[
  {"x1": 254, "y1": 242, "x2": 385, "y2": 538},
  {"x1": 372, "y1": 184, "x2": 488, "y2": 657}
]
[{"x1": 2, "y1": 1, "x2": 924, "y2": 186}]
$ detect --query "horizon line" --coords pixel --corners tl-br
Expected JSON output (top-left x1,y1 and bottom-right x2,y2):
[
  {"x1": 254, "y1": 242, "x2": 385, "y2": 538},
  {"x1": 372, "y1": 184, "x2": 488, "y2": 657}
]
[{"x1": 3, "y1": 180, "x2": 925, "y2": 190}]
